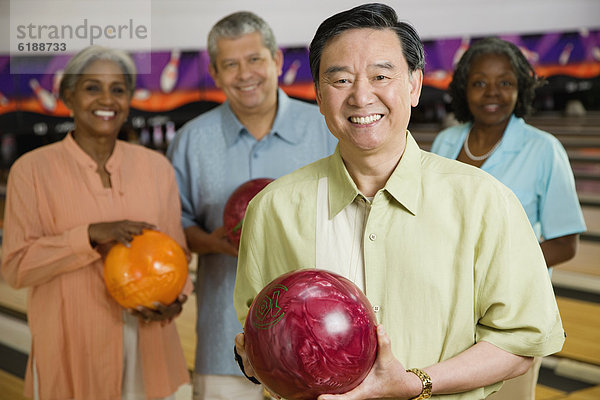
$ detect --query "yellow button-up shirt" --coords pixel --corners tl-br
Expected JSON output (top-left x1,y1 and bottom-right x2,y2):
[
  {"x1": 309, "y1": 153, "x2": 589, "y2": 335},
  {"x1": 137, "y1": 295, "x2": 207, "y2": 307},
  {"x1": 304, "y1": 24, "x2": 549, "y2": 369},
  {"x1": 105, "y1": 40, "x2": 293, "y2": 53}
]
[{"x1": 234, "y1": 133, "x2": 565, "y2": 399}]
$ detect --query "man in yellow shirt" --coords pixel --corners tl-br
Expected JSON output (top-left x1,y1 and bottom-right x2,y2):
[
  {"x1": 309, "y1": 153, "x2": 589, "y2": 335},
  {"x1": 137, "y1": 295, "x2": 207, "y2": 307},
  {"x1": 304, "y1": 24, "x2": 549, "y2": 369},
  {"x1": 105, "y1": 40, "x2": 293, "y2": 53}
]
[{"x1": 233, "y1": 3, "x2": 565, "y2": 399}]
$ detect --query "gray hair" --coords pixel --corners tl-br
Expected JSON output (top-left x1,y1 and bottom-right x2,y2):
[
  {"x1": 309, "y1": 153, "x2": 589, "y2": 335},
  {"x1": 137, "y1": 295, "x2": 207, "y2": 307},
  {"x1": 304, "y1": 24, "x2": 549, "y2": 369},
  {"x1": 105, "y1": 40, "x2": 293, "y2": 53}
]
[
  {"x1": 59, "y1": 45, "x2": 137, "y2": 102},
  {"x1": 207, "y1": 11, "x2": 278, "y2": 69}
]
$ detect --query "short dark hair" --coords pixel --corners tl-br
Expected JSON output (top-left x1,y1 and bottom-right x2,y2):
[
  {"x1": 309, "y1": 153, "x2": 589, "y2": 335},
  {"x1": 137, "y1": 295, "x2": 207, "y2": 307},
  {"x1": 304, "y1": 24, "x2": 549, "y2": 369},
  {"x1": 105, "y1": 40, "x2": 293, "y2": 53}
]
[
  {"x1": 309, "y1": 3, "x2": 425, "y2": 89},
  {"x1": 449, "y1": 37, "x2": 545, "y2": 122}
]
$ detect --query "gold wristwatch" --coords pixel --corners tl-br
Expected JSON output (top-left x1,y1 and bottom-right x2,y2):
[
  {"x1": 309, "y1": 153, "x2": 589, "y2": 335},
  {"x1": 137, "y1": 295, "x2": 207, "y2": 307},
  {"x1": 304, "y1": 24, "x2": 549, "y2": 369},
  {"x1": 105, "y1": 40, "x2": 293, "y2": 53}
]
[{"x1": 407, "y1": 368, "x2": 432, "y2": 399}]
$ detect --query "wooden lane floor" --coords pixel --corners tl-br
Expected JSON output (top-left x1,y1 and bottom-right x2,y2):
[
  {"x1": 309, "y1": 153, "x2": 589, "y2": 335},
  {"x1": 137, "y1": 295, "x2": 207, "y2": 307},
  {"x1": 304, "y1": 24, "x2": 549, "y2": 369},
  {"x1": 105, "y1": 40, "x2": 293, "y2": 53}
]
[
  {"x1": 0, "y1": 368, "x2": 25, "y2": 400},
  {"x1": 2, "y1": 279, "x2": 600, "y2": 399},
  {"x1": 0, "y1": 374, "x2": 596, "y2": 400},
  {"x1": 0, "y1": 271, "x2": 198, "y2": 374},
  {"x1": 0, "y1": 276, "x2": 195, "y2": 400},
  {"x1": 558, "y1": 242, "x2": 600, "y2": 277},
  {"x1": 536, "y1": 385, "x2": 600, "y2": 400},
  {"x1": 554, "y1": 297, "x2": 600, "y2": 367},
  {"x1": 1, "y1": 238, "x2": 599, "y2": 400},
  {"x1": 176, "y1": 288, "x2": 197, "y2": 371}
]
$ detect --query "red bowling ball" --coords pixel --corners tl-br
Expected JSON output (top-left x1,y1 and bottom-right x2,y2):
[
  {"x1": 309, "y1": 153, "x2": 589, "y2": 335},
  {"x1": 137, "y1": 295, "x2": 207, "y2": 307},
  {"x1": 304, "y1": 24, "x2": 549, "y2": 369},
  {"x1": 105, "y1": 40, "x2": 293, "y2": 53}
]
[
  {"x1": 244, "y1": 268, "x2": 378, "y2": 400},
  {"x1": 223, "y1": 178, "x2": 274, "y2": 248}
]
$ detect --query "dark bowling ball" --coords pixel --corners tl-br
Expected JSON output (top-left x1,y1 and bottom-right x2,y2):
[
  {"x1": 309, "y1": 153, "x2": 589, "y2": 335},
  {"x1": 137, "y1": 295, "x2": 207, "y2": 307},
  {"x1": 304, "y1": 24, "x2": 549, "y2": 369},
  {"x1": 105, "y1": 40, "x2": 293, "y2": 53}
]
[
  {"x1": 244, "y1": 268, "x2": 377, "y2": 400},
  {"x1": 223, "y1": 178, "x2": 274, "y2": 248}
]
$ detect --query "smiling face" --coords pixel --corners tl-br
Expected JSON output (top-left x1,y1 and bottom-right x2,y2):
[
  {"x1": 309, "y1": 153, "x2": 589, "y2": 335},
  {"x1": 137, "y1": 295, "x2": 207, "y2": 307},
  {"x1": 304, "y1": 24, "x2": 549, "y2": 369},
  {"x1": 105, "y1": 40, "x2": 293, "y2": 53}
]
[
  {"x1": 466, "y1": 53, "x2": 518, "y2": 130},
  {"x1": 315, "y1": 28, "x2": 422, "y2": 161},
  {"x1": 210, "y1": 31, "x2": 283, "y2": 117},
  {"x1": 64, "y1": 59, "x2": 131, "y2": 139}
]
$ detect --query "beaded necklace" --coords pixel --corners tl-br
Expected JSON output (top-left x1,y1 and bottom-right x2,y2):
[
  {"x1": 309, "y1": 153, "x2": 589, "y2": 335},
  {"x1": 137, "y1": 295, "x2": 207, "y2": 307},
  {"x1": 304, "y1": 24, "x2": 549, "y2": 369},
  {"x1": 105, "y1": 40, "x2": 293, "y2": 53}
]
[{"x1": 463, "y1": 128, "x2": 502, "y2": 161}]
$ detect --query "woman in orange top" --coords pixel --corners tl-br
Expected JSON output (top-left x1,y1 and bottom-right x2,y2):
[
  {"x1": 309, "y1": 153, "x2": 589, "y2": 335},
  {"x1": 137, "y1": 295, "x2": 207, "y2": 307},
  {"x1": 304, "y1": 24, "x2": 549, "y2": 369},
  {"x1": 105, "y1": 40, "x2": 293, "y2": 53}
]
[{"x1": 1, "y1": 46, "x2": 191, "y2": 399}]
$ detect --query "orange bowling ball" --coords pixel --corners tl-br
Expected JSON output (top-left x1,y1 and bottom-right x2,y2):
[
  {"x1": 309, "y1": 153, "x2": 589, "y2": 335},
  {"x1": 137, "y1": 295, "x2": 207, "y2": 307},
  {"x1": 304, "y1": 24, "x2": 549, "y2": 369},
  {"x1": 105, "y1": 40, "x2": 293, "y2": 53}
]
[{"x1": 104, "y1": 230, "x2": 188, "y2": 309}]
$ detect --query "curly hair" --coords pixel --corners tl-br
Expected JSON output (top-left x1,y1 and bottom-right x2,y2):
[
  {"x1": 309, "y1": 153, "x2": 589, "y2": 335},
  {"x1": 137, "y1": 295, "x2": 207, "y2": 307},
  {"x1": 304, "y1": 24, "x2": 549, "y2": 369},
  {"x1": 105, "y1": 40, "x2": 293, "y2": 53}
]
[{"x1": 448, "y1": 37, "x2": 545, "y2": 123}]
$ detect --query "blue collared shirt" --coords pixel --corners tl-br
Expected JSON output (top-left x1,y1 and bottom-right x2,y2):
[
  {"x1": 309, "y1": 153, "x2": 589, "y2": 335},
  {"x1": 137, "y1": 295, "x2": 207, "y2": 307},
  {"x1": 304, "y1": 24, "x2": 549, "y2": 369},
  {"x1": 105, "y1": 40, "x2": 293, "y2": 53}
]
[
  {"x1": 167, "y1": 89, "x2": 337, "y2": 375},
  {"x1": 431, "y1": 115, "x2": 586, "y2": 241}
]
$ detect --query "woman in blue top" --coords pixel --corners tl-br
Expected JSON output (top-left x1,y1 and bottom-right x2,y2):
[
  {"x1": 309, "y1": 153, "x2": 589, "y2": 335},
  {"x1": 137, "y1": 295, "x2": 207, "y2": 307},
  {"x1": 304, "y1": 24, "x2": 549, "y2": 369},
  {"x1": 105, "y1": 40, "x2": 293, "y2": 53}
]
[
  {"x1": 432, "y1": 37, "x2": 585, "y2": 269},
  {"x1": 431, "y1": 37, "x2": 586, "y2": 400}
]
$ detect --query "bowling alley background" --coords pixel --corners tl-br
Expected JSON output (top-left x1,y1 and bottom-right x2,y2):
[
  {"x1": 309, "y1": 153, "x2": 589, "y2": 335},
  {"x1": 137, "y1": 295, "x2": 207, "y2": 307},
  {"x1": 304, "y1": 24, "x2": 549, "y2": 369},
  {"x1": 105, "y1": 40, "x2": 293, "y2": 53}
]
[
  {"x1": 1, "y1": 1, "x2": 600, "y2": 399},
  {"x1": 0, "y1": 28, "x2": 599, "y2": 167},
  {"x1": 1, "y1": 0, "x2": 599, "y2": 170}
]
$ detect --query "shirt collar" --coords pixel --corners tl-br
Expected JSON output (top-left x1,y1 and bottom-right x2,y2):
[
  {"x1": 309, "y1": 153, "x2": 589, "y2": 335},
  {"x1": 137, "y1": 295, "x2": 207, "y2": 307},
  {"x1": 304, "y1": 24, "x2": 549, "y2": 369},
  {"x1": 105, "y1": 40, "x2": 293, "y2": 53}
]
[
  {"x1": 271, "y1": 89, "x2": 302, "y2": 144},
  {"x1": 222, "y1": 88, "x2": 301, "y2": 147},
  {"x1": 221, "y1": 102, "x2": 247, "y2": 147},
  {"x1": 63, "y1": 132, "x2": 123, "y2": 172},
  {"x1": 327, "y1": 131, "x2": 421, "y2": 218},
  {"x1": 479, "y1": 115, "x2": 523, "y2": 169},
  {"x1": 327, "y1": 146, "x2": 362, "y2": 218},
  {"x1": 497, "y1": 115, "x2": 525, "y2": 152},
  {"x1": 384, "y1": 132, "x2": 421, "y2": 216},
  {"x1": 437, "y1": 115, "x2": 523, "y2": 165}
]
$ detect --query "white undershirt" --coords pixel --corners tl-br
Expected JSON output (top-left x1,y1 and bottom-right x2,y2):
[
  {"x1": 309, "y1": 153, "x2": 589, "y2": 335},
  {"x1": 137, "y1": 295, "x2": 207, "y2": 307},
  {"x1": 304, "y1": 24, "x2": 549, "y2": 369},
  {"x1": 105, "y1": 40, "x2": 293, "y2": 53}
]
[
  {"x1": 315, "y1": 177, "x2": 367, "y2": 292},
  {"x1": 33, "y1": 312, "x2": 175, "y2": 400}
]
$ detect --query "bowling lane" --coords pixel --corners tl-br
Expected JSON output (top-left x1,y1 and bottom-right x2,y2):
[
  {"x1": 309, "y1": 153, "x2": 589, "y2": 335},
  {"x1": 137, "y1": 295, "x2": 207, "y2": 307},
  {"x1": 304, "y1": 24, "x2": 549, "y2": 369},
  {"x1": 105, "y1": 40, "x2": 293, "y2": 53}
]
[
  {"x1": 0, "y1": 248, "x2": 198, "y2": 372},
  {"x1": 175, "y1": 287, "x2": 197, "y2": 370}
]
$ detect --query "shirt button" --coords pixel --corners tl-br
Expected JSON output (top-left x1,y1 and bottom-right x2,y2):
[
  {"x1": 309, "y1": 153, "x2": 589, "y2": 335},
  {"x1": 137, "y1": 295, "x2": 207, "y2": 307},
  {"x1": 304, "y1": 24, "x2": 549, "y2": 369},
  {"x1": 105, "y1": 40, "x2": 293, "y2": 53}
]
[
  {"x1": 373, "y1": 305, "x2": 380, "y2": 312},
  {"x1": 369, "y1": 233, "x2": 376, "y2": 241}
]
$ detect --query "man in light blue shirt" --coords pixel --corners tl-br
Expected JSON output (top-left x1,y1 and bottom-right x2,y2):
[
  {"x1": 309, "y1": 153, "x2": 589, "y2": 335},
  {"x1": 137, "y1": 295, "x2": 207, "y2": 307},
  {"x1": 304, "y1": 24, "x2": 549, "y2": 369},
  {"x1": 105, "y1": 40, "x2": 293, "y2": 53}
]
[{"x1": 166, "y1": 11, "x2": 337, "y2": 400}]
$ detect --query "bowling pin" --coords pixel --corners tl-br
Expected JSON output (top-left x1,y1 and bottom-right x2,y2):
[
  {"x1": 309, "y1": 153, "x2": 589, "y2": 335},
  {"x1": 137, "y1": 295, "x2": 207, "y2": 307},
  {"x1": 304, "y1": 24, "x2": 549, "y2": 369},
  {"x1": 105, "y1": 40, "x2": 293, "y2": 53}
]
[
  {"x1": 160, "y1": 49, "x2": 180, "y2": 93},
  {"x1": 429, "y1": 70, "x2": 448, "y2": 81},
  {"x1": 0, "y1": 91, "x2": 8, "y2": 106},
  {"x1": 139, "y1": 127, "x2": 150, "y2": 146},
  {"x1": 1, "y1": 133, "x2": 17, "y2": 163},
  {"x1": 592, "y1": 46, "x2": 600, "y2": 62},
  {"x1": 518, "y1": 46, "x2": 539, "y2": 64},
  {"x1": 283, "y1": 60, "x2": 301, "y2": 85},
  {"x1": 559, "y1": 43, "x2": 574, "y2": 66},
  {"x1": 152, "y1": 124, "x2": 163, "y2": 148},
  {"x1": 33, "y1": 122, "x2": 48, "y2": 136},
  {"x1": 52, "y1": 69, "x2": 64, "y2": 98},
  {"x1": 133, "y1": 88, "x2": 151, "y2": 101},
  {"x1": 453, "y1": 37, "x2": 470, "y2": 66},
  {"x1": 165, "y1": 121, "x2": 176, "y2": 144},
  {"x1": 29, "y1": 78, "x2": 57, "y2": 112}
]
